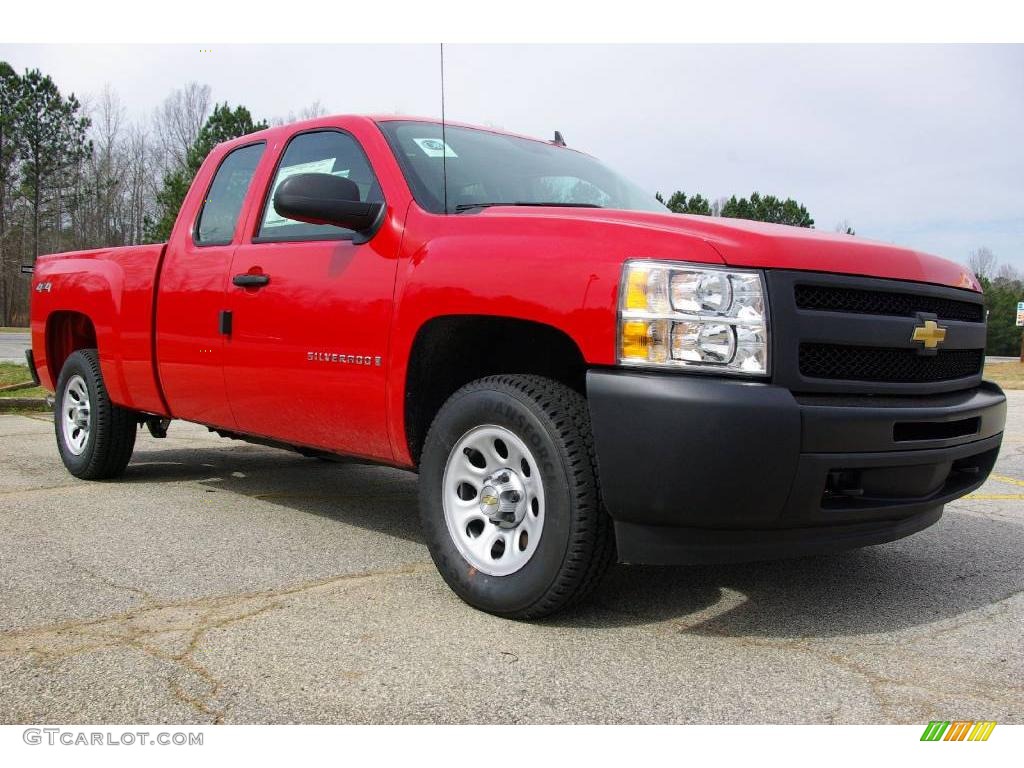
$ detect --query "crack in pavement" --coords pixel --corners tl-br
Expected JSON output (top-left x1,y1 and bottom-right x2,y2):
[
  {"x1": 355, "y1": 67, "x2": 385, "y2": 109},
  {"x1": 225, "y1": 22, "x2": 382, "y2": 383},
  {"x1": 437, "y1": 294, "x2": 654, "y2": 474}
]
[
  {"x1": 0, "y1": 561, "x2": 434, "y2": 723},
  {"x1": 65, "y1": 557, "x2": 157, "y2": 606},
  {"x1": 668, "y1": 589, "x2": 1024, "y2": 721}
]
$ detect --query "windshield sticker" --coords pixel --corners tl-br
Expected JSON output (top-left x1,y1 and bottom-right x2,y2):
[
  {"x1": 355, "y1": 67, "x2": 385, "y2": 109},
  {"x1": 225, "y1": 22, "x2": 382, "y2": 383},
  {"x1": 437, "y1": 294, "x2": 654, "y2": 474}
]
[{"x1": 412, "y1": 138, "x2": 457, "y2": 158}]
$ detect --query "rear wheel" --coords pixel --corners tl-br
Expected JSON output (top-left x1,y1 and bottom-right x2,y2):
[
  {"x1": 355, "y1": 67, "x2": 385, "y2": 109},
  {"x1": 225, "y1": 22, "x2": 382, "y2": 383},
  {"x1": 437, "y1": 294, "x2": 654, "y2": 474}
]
[
  {"x1": 54, "y1": 349, "x2": 137, "y2": 479},
  {"x1": 418, "y1": 375, "x2": 614, "y2": 618}
]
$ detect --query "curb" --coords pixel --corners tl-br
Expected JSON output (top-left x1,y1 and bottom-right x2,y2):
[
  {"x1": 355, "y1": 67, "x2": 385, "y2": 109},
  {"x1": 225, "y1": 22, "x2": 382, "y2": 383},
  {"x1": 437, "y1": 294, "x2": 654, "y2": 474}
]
[{"x1": 0, "y1": 398, "x2": 49, "y2": 412}]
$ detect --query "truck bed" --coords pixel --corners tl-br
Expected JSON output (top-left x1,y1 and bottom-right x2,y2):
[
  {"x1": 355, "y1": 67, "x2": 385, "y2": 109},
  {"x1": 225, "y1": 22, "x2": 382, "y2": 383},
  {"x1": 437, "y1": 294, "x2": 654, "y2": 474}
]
[{"x1": 30, "y1": 243, "x2": 169, "y2": 415}]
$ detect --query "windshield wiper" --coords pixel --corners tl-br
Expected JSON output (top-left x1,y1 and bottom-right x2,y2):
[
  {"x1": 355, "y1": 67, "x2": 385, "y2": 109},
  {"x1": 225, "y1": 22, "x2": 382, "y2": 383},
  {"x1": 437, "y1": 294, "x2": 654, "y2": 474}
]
[{"x1": 453, "y1": 202, "x2": 604, "y2": 213}]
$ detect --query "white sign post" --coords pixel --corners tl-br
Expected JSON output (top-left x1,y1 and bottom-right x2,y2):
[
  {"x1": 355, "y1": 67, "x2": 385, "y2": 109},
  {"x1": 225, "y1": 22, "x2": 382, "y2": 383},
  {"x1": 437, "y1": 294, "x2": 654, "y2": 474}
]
[{"x1": 1018, "y1": 301, "x2": 1024, "y2": 362}]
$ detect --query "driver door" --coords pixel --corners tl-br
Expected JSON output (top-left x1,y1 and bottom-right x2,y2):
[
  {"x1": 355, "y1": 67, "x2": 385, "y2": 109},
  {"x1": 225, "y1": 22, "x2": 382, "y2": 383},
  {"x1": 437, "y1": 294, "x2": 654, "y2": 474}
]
[{"x1": 223, "y1": 129, "x2": 399, "y2": 460}]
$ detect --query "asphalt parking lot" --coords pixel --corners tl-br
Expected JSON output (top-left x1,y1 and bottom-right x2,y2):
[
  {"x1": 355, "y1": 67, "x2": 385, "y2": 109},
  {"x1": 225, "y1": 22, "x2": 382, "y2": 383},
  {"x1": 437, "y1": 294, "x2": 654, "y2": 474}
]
[
  {"x1": 0, "y1": 332, "x2": 30, "y2": 363},
  {"x1": 1, "y1": 397, "x2": 1022, "y2": 725}
]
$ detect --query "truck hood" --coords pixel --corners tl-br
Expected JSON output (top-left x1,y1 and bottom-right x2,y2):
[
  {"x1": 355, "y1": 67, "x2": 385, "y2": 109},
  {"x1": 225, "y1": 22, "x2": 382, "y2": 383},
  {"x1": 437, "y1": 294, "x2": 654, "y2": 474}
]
[{"x1": 488, "y1": 207, "x2": 981, "y2": 292}]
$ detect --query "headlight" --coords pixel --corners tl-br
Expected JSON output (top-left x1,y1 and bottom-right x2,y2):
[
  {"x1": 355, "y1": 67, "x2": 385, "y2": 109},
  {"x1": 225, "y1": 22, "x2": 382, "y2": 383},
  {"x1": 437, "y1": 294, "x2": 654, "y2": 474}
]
[{"x1": 618, "y1": 260, "x2": 769, "y2": 375}]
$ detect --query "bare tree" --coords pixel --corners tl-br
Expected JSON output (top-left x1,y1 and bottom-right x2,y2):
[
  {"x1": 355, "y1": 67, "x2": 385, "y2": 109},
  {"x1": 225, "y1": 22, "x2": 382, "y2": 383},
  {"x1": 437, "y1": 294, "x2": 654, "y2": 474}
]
[
  {"x1": 834, "y1": 219, "x2": 855, "y2": 236},
  {"x1": 270, "y1": 100, "x2": 329, "y2": 126},
  {"x1": 77, "y1": 85, "x2": 127, "y2": 248},
  {"x1": 152, "y1": 82, "x2": 210, "y2": 173},
  {"x1": 996, "y1": 262, "x2": 1020, "y2": 282},
  {"x1": 297, "y1": 100, "x2": 328, "y2": 121},
  {"x1": 124, "y1": 123, "x2": 155, "y2": 245},
  {"x1": 64, "y1": 85, "x2": 160, "y2": 252},
  {"x1": 968, "y1": 247, "x2": 997, "y2": 280}
]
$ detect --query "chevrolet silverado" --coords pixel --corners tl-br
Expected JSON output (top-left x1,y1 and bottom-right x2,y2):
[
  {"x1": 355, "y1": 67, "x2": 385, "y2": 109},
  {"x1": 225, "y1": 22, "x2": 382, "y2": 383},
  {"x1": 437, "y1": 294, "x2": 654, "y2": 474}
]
[{"x1": 27, "y1": 115, "x2": 1007, "y2": 617}]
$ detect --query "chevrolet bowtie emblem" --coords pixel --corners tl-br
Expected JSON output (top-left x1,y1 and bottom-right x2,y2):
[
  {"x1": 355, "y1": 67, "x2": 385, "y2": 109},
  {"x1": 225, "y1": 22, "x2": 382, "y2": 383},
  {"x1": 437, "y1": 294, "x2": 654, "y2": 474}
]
[{"x1": 911, "y1": 319, "x2": 947, "y2": 349}]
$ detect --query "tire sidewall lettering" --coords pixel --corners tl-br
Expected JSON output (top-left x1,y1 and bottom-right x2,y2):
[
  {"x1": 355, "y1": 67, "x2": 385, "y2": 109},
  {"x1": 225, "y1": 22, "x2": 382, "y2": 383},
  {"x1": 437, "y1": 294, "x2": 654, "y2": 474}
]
[{"x1": 488, "y1": 399, "x2": 555, "y2": 476}]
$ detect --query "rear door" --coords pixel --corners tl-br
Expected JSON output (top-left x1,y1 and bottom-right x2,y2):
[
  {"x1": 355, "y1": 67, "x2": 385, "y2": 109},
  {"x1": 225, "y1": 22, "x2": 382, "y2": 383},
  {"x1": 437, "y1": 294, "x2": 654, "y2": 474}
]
[
  {"x1": 156, "y1": 141, "x2": 266, "y2": 428},
  {"x1": 223, "y1": 128, "x2": 400, "y2": 460}
]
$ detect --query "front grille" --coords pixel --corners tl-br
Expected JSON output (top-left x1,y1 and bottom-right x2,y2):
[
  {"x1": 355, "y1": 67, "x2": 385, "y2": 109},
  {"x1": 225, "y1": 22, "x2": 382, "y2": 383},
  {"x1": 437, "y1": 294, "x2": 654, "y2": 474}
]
[
  {"x1": 795, "y1": 284, "x2": 984, "y2": 323},
  {"x1": 799, "y1": 344, "x2": 984, "y2": 384}
]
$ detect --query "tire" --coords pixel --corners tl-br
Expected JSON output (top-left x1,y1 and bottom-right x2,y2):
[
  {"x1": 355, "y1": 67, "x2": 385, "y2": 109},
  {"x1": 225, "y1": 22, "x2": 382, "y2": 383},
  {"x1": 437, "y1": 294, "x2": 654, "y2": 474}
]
[
  {"x1": 418, "y1": 375, "x2": 614, "y2": 618},
  {"x1": 54, "y1": 349, "x2": 137, "y2": 480}
]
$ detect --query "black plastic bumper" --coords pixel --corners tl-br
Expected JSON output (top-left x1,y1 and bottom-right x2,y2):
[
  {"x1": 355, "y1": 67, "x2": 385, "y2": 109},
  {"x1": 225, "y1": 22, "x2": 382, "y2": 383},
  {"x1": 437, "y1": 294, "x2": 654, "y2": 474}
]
[{"x1": 587, "y1": 370, "x2": 1005, "y2": 564}]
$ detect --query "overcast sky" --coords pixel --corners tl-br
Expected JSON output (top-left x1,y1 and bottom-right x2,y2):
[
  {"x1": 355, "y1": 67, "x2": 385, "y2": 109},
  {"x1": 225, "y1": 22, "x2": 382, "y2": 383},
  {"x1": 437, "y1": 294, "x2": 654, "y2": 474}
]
[{"x1": 2, "y1": 44, "x2": 1021, "y2": 269}]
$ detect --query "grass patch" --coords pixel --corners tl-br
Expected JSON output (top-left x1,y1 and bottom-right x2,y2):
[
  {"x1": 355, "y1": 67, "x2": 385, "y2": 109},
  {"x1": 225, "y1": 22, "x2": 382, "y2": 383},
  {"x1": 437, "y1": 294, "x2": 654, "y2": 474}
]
[
  {"x1": 0, "y1": 362, "x2": 33, "y2": 387},
  {"x1": 0, "y1": 362, "x2": 46, "y2": 399},
  {"x1": 0, "y1": 403, "x2": 50, "y2": 413},
  {"x1": 984, "y1": 361, "x2": 1024, "y2": 390},
  {"x1": 0, "y1": 362, "x2": 34, "y2": 387},
  {"x1": 0, "y1": 327, "x2": 29, "y2": 333},
  {"x1": 0, "y1": 386, "x2": 47, "y2": 399}
]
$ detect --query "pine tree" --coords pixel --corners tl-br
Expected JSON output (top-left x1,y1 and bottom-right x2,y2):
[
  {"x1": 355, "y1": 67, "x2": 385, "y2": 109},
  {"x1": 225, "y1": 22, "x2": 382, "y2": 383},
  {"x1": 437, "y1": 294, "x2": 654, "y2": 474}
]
[
  {"x1": 16, "y1": 68, "x2": 91, "y2": 262},
  {"x1": 662, "y1": 190, "x2": 713, "y2": 216},
  {"x1": 720, "y1": 191, "x2": 814, "y2": 228},
  {"x1": 0, "y1": 63, "x2": 21, "y2": 322}
]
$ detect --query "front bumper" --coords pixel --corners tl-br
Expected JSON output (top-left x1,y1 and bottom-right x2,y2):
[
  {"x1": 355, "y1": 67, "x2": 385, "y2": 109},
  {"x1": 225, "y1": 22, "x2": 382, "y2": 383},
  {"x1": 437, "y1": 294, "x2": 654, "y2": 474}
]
[{"x1": 587, "y1": 370, "x2": 1005, "y2": 564}]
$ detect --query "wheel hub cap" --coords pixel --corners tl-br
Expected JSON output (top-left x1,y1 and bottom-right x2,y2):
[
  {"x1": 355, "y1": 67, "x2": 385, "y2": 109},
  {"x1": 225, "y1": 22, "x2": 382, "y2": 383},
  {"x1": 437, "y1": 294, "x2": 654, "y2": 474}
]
[
  {"x1": 442, "y1": 424, "x2": 545, "y2": 576},
  {"x1": 60, "y1": 374, "x2": 92, "y2": 456},
  {"x1": 479, "y1": 469, "x2": 527, "y2": 528}
]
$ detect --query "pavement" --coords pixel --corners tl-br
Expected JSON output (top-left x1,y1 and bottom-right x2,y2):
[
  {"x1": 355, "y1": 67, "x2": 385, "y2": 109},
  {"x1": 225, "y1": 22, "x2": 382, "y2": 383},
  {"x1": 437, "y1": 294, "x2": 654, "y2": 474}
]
[
  {"x1": 0, "y1": 332, "x2": 30, "y2": 364},
  {"x1": 1, "y1": 398, "x2": 1022, "y2": 725}
]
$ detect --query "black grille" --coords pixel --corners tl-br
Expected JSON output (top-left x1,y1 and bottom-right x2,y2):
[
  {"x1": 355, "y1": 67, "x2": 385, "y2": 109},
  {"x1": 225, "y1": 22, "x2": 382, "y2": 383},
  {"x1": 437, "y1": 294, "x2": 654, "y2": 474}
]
[
  {"x1": 795, "y1": 284, "x2": 984, "y2": 323},
  {"x1": 799, "y1": 344, "x2": 984, "y2": 383}
]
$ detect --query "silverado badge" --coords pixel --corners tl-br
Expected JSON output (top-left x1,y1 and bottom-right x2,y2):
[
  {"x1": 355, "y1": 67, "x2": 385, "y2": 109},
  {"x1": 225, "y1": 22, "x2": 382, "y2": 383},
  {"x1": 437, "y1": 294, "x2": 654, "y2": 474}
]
[{"x1": 911, "y1": 319, "x2": 947, "y2": 350}]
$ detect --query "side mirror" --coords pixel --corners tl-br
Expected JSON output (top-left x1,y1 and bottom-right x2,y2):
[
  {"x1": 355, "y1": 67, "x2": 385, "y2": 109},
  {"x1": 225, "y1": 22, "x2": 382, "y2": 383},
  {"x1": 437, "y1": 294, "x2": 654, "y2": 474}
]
[{"x1": 272, "y1": 172, "x2": 384, "y2": 236}]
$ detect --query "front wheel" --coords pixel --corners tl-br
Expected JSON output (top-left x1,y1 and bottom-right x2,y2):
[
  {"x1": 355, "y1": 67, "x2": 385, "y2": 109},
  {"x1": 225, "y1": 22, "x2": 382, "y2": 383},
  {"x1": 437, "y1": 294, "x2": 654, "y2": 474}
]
[
  {"x1": 54, "y1": 349, "x2": 137, "y2": 479},
  {"x1": 418, "y1": 375, "x2": 614, "y2": 618}
]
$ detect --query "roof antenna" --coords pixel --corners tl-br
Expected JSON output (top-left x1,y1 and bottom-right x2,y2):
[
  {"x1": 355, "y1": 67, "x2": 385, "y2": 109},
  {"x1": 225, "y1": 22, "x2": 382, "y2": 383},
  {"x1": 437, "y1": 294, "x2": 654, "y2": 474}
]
[
  {"x1": 552, "y1": 130, "x2": 566, "y2": 147},
  {"x1": 440, "y1": 42, "x2": 449, "y2": 214}
]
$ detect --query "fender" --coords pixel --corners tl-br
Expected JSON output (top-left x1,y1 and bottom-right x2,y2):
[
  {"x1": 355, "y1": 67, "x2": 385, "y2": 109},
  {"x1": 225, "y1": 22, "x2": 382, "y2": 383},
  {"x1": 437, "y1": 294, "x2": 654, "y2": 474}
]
[
  {"x1": 30, "y1": 244, "x2": 168, "y2": 415},
  {"x1": 384, "y1": 204, "x2": 727, "y2": 466}
]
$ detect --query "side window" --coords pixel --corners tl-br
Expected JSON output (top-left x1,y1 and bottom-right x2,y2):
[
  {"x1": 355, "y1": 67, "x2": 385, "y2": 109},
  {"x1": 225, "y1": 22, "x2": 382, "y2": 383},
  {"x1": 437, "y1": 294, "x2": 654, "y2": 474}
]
[
  {"x1": 257, "y1": 130, "x2": 383, "y2": 242},
  {"x1": 195, "y1": 143, "x2": 265, "y2": 246}
]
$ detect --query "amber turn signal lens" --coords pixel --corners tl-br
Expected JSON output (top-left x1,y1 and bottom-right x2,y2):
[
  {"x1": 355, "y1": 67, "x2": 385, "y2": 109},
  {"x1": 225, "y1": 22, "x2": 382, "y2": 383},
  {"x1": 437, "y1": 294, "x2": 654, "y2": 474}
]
[
  {"x1": 621, "y1": 320, "x2": 651, "y2": 359},
  {"x1": 621, "y1": 319, "x2": 669, "y2": 363},
  {"x1": 624, "y1": 268, "x2": 650, "y2": 311}
]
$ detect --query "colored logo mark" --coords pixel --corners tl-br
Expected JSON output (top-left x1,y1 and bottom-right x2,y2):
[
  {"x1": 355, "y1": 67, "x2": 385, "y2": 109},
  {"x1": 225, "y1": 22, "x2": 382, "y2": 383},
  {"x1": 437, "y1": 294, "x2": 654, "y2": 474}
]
[
  {"x1": 920, "y1": 721, "x2": 996, "y2": 741},
  {"x1": 911, "y1": 319, "x2": 947, "y2": 349}
]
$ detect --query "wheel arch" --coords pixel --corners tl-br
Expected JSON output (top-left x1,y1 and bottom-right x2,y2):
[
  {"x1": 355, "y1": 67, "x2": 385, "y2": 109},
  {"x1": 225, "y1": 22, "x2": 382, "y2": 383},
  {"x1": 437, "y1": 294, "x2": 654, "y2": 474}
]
[
  {"x1": 402, "y1": 314, "x2": 588, "y2": 466},
  {"x1": 44, "y1": 311, "x2": 98, "y2": 389}
]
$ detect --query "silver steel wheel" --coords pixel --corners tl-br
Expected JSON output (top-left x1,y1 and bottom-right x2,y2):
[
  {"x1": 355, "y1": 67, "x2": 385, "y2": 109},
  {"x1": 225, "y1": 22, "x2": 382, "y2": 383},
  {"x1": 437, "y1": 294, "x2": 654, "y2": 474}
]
[
  {"x1": 61, "y1": 374, "x2": 91, "y2": 456},
  {"x1": 442, "y1": 424, "x2": 546, "y2": 576}
]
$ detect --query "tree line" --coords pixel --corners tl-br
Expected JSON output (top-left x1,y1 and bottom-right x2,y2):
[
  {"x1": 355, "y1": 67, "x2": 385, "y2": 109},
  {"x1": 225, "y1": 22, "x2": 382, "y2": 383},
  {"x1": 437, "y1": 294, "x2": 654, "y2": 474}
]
[
  {"x1": 656, "y1": 189, "x2": 818, "y2": 229},
  {"x1": 1, "y1": 61, "x2": 1012, "y2": 351},
  {"x1": 0, "y1": 62, "x2": 325, "y2": 326},
  {"x1": 968, "y1": 247, "x2": 1024, "y2": 356}
]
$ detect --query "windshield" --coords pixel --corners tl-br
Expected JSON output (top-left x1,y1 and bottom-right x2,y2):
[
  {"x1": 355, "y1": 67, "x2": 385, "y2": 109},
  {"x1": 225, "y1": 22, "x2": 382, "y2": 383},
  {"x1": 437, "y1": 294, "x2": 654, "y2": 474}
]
[{"x1": 377, "y1": 120, "x2": 666, "y2": 215}]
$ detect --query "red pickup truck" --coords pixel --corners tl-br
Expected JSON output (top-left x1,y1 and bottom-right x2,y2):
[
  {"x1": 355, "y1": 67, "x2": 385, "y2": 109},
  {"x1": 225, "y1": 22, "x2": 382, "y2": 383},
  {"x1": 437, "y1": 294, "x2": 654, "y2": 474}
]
[{"x1": 28, "y1": 115, "x2": 1006, "y2": 617}]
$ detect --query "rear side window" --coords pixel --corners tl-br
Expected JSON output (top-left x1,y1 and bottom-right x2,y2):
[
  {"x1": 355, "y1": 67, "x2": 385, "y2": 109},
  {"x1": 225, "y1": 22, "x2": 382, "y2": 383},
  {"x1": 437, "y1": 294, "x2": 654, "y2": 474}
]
[
  {"x1": 195, "y1": 142, "x2": 265, "y2": 246},
  {"x1": 256, "y1": 130, "x2": 383, "y2": 242}
]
